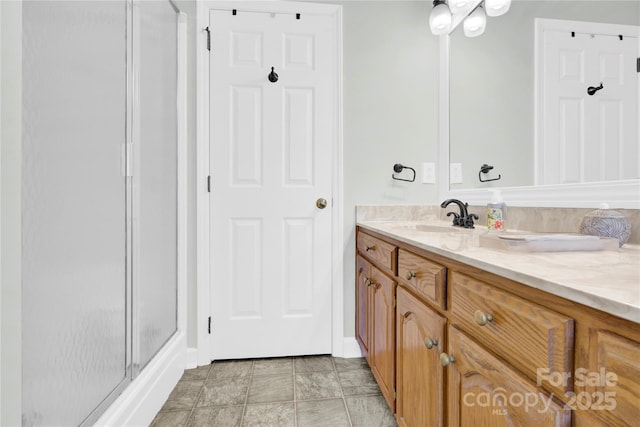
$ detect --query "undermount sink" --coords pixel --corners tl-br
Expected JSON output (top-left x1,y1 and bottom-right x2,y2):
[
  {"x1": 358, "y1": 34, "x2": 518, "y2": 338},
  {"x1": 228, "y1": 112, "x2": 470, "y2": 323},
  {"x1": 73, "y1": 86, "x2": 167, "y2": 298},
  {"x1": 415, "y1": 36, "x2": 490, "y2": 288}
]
[{"x1": 393, "y1": 224, "x2": 467, "y2": 233}]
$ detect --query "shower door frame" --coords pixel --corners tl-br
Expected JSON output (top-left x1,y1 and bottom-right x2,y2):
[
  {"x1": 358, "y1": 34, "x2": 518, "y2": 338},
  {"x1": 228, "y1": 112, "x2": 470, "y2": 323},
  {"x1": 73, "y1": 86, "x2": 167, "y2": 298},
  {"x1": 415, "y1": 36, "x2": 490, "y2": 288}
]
[{"x1": 87, "y1": 0, "x2": 188, "y2": 425}]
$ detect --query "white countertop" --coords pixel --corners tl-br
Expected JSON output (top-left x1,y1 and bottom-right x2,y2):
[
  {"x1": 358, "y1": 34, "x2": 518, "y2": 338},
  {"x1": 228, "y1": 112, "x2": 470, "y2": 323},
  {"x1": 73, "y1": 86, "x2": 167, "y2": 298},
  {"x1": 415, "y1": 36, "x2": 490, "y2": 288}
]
[{"x1": 357, "y1": 220, "x2": 640, "y2": 324}]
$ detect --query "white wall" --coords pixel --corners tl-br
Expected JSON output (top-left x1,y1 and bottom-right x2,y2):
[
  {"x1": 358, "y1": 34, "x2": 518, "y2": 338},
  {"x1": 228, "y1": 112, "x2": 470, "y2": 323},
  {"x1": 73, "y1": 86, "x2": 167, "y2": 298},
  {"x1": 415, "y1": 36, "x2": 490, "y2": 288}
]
[
  {"x1": 175, "y1": 0, "x2": 199, "y2": 350},
  {"x1": 0, "y1": 1, "x2": 22, "y2": 425},
  {"x1": 337, "y1": 1, "x2": 440, "y2": 336}
]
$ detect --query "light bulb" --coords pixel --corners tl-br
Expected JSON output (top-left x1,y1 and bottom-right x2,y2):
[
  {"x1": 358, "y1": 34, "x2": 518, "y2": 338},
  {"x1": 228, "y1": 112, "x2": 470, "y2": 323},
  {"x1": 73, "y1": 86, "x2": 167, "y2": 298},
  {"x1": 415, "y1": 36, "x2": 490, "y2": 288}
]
[
  {"x1": 464, "y1": 5, "x2": 486, "y2": 37},
  {"x1": 449, "y1": 0, "x2": 470, "y2": 15},
  {"x1": 429, "y1": 0, "x2": 452, "y2": 35},
  {"x1": 485, "y1": 0, "x2": 511, "y2": 17}
]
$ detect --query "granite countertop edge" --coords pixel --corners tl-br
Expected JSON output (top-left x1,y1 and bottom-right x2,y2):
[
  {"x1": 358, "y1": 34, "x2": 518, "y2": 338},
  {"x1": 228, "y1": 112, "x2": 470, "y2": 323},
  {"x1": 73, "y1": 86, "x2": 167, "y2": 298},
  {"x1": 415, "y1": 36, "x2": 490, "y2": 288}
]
[{"x1": 357, "y1": 220, "x2": 640, "y2": 324}]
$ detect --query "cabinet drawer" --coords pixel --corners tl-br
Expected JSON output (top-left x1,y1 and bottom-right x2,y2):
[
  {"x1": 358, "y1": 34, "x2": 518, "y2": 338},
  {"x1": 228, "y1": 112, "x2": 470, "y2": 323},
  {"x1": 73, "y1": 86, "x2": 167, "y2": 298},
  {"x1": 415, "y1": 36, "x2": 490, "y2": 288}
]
[
  {"x1": 398, "y1": 249, "x2": 446, "y2": 309},
  {"x1": 450, "y1": 272, "x2": 574, "y2": 397},
  {"x1": 357, "y1": 231, "x2": 396, "y2": 274}
]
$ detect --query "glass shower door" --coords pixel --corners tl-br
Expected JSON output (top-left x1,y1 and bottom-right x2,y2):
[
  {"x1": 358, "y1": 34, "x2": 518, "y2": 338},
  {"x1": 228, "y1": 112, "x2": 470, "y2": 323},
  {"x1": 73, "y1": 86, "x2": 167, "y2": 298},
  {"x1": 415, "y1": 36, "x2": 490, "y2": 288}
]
[
  {"x1": 133, "y1": 0, "x2": 179, "y2": 372},
  {"x1": 22, "y1": 1, "x2": 181, "y2": 424},
  {"x1": 22, "y1": 1, "x2": 130, "y2": 425}
]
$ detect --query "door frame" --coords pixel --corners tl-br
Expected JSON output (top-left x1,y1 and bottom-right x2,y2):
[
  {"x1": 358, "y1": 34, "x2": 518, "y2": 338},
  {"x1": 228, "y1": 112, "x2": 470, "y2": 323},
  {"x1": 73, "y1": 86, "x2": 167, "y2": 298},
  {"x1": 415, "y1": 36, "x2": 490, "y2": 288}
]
[
  {"x1": 534, "y1": 18, "x2": 640, "y2": 185},
  {"x1": 195, "y1": 1, "x2": 344, "y2": 365}
]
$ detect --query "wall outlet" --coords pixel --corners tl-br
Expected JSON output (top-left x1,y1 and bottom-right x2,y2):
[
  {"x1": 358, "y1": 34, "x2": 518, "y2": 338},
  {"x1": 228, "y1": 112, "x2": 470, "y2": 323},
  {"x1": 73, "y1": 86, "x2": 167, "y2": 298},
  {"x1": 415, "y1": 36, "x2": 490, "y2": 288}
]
[
  {"x1": 450, "y1": 163, "x2": 463, "y2": 184},
  {"x1": 422, "y1": 162, "x2": 436, "y2": 183}
]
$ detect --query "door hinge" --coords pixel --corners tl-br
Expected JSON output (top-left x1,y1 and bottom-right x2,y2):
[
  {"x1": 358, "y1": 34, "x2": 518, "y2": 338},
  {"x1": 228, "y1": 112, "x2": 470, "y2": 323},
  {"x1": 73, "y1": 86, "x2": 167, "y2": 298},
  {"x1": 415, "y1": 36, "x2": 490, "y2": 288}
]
[
  {"x1": 205, "y1": 27, "x2": 211, "y2": 51},
  {"x1": 637, "y1": 57, "x2": 639, "y2": 73},
  {"x1": 393, "y1": 389, "x2": 397, "y2": 400},
  {"x1": 394, "y1": 296, "x2": 397, "y2": 308},
  {"x1": 207, "y1": 175, "x2": 211, "y2": 193},
  {"x1": 208, "y1": 316, "x2": 212, "y2": 334}
]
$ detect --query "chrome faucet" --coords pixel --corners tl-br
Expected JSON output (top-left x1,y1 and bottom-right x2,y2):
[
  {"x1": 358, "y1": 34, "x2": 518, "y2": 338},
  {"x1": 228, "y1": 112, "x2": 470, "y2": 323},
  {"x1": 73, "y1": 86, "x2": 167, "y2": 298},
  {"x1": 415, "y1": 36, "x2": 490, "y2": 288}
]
[{"x1": 440, "y1": 199, "x2": 479, "y2": 229}]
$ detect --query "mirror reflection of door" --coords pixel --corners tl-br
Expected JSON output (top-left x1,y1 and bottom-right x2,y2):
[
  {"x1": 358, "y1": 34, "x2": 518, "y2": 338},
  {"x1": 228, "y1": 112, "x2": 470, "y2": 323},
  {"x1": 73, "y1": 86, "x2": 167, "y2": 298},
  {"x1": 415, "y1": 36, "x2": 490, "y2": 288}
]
[{"x1": 537, "y1": 19, "x2": 639, "y2": 185}]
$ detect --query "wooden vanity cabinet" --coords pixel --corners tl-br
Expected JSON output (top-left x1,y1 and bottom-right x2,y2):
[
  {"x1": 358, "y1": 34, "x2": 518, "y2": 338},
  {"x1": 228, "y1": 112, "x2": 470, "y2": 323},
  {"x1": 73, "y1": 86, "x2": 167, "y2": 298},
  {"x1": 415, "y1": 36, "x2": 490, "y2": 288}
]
[
  {"x1": 396, "y1": 286, "x2": 446, "y2": 427},
  {"x1": 355, "y1": 227, "x2": 640, "y2": 427},
  {"x1": 356, "y1": 254, "x2": 371, "y2": 362},
  {"x1": 370, "y1": 266, "x2": 396, "y2": 410},
  {"x1": 355, "y1": 236, "x2": 397, "y2": 410},
  {"x1": 445, "y1": 325, "x2": 571, "y2": 427},
  {"x1": 449, "y1": 272, "x2": 574, "y2": 398},
  {"x1": 573, "y1": 319, "x2": 640, "y2": 426},
  {"x1": 398, "y1": 249, "x2": 447, "y2": 309}
]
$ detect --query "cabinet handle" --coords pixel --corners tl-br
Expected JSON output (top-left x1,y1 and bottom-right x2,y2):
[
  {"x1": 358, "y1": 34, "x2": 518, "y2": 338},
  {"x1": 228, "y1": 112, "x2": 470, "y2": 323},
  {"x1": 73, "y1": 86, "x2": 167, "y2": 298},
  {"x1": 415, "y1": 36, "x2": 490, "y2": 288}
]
[
  {"x1": 440, "y1": 352, "x2": 455, "y2": 367},
  {"x1": 365, "y1": 245, "x2": 374, "y2": 252},
  {"x1": 405, "y1": 271, "x2": 416, "y2": 280},
  {"x1": 474, "y1": 310, "x2": 493, "y2": 326},
  {"x1": 364, "y1": 277, "x2": 371, "y2": 286},
  {"x1": 424, "y1": 338, "x2": 438, "y2": 349}
]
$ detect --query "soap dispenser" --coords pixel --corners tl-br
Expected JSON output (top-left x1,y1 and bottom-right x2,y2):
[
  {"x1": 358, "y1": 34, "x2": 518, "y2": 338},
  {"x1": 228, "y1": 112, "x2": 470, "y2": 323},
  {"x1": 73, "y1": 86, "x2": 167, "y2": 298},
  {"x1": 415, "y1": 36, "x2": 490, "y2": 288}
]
[{"x1": 487, "y1": 189, "x2": 506, "y2": 232}]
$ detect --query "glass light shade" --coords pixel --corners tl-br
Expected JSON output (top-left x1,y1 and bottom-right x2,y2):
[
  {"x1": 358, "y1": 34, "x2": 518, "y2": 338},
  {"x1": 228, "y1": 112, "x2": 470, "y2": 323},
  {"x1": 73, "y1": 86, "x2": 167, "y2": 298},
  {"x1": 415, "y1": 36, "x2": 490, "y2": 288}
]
[
  {"x1": 429, "y1": 1, "x2": 452, "y2": 35},
  {"x1": 485, "y1": 0, "x2": 511, "y2": 17},
  {"x1": 449, "y1": 0, "x2": 471, "y2": 14},
  {"x1": 464, "y1": 6, "x2": 486, "y2": 37}
]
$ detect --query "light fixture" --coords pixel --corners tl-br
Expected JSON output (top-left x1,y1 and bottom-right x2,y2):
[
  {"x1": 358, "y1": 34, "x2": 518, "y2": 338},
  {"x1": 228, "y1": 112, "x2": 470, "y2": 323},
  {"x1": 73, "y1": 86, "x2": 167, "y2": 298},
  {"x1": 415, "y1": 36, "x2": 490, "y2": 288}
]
[
  {"x1": 463, "y1": 5, "x2": 486, "y2": 37},
  {"x1": 448, "y1": 0, "x2": 471, "y2": 15},
  {"x1": 484, "y1": 0, "x2": 511, "y2": 17},
  {"x1": 429, "y1": 0, "x2": 452, "y2": 35}
]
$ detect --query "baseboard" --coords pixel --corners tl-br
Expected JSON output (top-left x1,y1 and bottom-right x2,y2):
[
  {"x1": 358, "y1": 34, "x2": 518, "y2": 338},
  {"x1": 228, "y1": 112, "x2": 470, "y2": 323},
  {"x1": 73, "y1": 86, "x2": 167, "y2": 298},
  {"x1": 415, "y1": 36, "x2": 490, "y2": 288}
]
[
  {"x1": 94, "y1": 332, "x2": 186, "y2": 427},
  {"x1": 341, "y1": 337, "x2": 363, "y2": 358},
  {"x1": 185, "y1": 347, "x2": 198, "y2": 369}
]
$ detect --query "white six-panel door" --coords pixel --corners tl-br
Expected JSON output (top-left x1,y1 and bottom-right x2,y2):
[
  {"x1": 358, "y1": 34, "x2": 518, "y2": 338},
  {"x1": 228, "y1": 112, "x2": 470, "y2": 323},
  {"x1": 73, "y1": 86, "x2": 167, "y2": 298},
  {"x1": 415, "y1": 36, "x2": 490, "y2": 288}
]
[
  {"x1": 538, "y1": 20, "x2": 639, "y2": 185},
  {"x1": 208, "y1": 9, "x2": 335, "y2": 359}
]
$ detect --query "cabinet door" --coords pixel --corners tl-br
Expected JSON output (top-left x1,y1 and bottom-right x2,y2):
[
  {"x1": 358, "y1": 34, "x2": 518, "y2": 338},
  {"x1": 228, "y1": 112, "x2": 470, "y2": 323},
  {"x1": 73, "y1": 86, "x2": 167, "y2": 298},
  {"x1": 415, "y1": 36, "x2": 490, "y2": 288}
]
[
  {"x1": 356, "y1": 255, "x2": 371, "y2": 361},
  {"x1": 396, "y1": 287, "x2": 446, "y2": 427},
  {"x1": 577, "y1": 328, "x2": 640, "y2": 426},
  {"x1": 370, "y1": 267, "x2": 396, "y2": 410},
  {"x1": 446, "y1": 326, "x2": 571, "y2": 427}
]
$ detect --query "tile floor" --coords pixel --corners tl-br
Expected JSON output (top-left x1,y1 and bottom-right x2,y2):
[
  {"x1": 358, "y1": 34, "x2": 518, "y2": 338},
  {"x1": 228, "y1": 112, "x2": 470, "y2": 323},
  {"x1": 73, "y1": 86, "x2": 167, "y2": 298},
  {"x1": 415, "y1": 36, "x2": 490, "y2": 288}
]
[{"x1": 150, "y1": 355, "x2": 398, "y2": 427}]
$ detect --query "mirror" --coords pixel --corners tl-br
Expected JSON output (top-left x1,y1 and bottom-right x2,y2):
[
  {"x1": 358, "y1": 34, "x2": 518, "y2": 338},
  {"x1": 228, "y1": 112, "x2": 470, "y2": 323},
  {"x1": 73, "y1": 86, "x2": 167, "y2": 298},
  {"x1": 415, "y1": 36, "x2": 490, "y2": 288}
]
[{"x1": 441, "y1": 0, "x2": 640, "y2": 208}]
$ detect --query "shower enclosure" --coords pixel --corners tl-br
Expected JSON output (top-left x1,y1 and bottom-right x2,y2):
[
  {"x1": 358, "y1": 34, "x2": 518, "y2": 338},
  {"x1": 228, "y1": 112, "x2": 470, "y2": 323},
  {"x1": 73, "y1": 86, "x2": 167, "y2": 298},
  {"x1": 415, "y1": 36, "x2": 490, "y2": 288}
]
[{"x1": 22, "y1": 1, "x2": 182, "y2": 425}]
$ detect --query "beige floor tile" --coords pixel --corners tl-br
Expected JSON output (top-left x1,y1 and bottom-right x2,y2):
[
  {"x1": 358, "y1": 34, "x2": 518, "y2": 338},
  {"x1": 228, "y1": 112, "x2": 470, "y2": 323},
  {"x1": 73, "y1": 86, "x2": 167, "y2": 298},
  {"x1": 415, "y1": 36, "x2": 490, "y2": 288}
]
[
  {"x1": 252, "y1": 357, "x2": 293, "y2": 377},
  {"x1": 149, "y1": 410, "x2": 191, "y2": 427},
  {"x1": 161, "y1": 380, "x2": 203, "y2": 411},
  {"x1": 186, "y1": 406, "x2": 243, "y2": 427},
  {"x1": 338, "y1": 369, "x2": 381, "y2": 396},
  {"x1": 295, "y1": 372, "x2": 342, "y2": 401},
  {"x1": 209, "y1": 360, "x2": 253, "y2": 379},
  {"x1": 345, "y1": 395, "x2": 397, "y2": 427},
  {"x1": 333, "y1": 357, "x2": 368, "y2": 372},
  {"x1": 242, "y1": 402, "x2": 295, "y2": 427},
  {"x1": 294, "y1": 355, "x2": 334, "y2": 373},
  {"x1": 296, "y1": 398, "x2": 351, "y2": 427},
  {"x1": 247, "y1": 374, "x2": 294, "y2": 404},
  {"x1": 196, "y1": 377, "x2": 250, "y2": 407}
]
